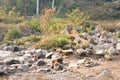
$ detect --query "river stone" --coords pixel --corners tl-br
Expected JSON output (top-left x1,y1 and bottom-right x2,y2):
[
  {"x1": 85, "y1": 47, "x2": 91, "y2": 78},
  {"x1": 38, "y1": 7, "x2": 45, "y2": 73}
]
[
  {"x1": 4, "y1": 58, "x2": 20, "y2": 65},
  {"x1": 46, "y1": 52, "x2": 54, "y2": 59},
  {"x1": 91, "y1": 30, "x2": 98, "y2": 35},
  {"x1": 13, "y1": 45, "x2": 21, "y2": 52},
  {"x1": 3, "y1": 46, "x2": 14, "y2": 51},
  {"x1": 0, "y1": 69, "x2": 7, "y2": 76},
  {"x1": 116, "y1": 43, "x2": 120, "y2": 50},
  {"x1": 104, "y1": 54, "x2": 113, "y2": 60},
  {"x1": 56, "y1": 48, "x2": 62, "y2": 54},
  {"x1": 107, "y1": 47, "x2": 119, "y2": 55},
  {"x1": 62, "y1": 49, "x2": 73, "y2": 56},
  {"x1": 0, "y1": 50, "x2": 12, "y2": 59},
  {"x1": 81, "y1": 32, "x2": 89, "y2": 39},
  {"x1": 36, "y1": 59, "x2": 46, "y2": 66},
  {"x1": 52, "y1": 62, "x2": 63, "y2": 70},
  {"x1": 77, "y1": 49, "x2": 87, "y2": 56},
  {"x1": 25, "y1": 49, "x2": 35, "y2": 55},
  {"x1": 34, "y1": 52, "x2": 45, "y2": 61},
  {"x1": 74, "y1": 35, "x2": 81, "y2": 44},
  {"x1": 52, "y1": 54, "x2": 63, "y2": 64},
  {"x1": 93, "y1": 44, "x2": 111, "y2": 55},
  {"x1": 35, "y1": 49, "x2": 42, "y2": 53}
]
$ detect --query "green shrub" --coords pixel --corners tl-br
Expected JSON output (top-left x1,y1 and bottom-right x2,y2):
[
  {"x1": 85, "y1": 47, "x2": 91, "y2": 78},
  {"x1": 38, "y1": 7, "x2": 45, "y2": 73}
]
[
  {"x1": 4, "y1": 25, "x2": 20, "y2": 41},
  {"x1": 117, "y1": 32, "x2": 120, "y2": 38},
  {"x1": 17, "y1": 35, "x2": 41, "y2": 45},
  {"x1": 66, "y1": 8, "x2": 89, "y2": 27},
  {"x1": 0, "y1": 7, "x2": 24, "y2": 24},
  {"x1": 25, "y1": 20, "x2": 41, "y2": 32},
  {"x1": 37, "y1": 34, "x2": 72, "y2": 49},
  {"x1": 48, "y1": 18, "x2": 67, "y2": 34}
]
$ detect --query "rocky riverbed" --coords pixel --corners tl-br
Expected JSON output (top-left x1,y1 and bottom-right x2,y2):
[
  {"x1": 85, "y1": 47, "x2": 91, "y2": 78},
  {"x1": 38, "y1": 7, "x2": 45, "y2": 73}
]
[{"x1": 0, "y1": 26, "x2": 120, "y2": 80}]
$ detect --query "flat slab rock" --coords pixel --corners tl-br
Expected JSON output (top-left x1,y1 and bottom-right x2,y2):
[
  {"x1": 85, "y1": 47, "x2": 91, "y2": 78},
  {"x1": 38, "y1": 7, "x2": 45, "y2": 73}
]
[{"x1": 0, "y1": 50, "x2": 12, "y2": 59}]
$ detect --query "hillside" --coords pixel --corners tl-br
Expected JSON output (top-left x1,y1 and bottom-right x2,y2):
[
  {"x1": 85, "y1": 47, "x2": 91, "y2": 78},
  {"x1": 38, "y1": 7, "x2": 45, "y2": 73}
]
[{"x1": 58, "y1": 0, "x2": 120, "y2": 20}]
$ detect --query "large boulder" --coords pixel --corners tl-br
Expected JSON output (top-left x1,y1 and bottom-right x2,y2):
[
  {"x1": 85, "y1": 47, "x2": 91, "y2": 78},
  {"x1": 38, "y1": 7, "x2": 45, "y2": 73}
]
[{"x1": 93, "y1": 44, "x2": 112, "y2": 55}]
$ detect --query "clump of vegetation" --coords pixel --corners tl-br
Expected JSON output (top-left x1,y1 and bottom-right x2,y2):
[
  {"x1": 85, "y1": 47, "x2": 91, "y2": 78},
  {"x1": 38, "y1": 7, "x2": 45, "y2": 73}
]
[
  {"x1": 25, "y1": 20, "x2": 41, "y2": 32},
  {"x1": 4, "y1": 24, "x2": 20, "y2": 41},
  {"x1": 40, "y1": 8, "x2": 55, "y2": 33},
  {"x1": 117, "y1": 32, "x2": 120, "y2": 38},
  {"x1": 48, "y1": 18, "x2": 67, "y2": 34},
  {"x1": 67, "y1": 8, "x2": 89, "y2": 27},
  {"x1": 17, "y1": 35, "x2": 41, "y2": 45},
  {"x1": 0, "y1": 7, "x2": 24, "y2": 24},
  {"x1": 36, "y1": 34, "x2": 72, "y2": 49}
]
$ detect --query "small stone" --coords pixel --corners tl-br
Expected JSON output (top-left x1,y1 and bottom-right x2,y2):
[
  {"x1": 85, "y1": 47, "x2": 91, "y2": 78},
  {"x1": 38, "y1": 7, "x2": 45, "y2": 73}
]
[
  {"x1": 95, "y1": 50, "x2": 105, "y2": 55},
  {"x1": 46, "y1": 52, "x2": 54, "y2": 59},
  {"x1": 13, "y1": 45, "x2": 21, "y2": 52},
  {"x1": 52, "y1": 54, "x2": 63, "y2": 64},
  {"x1": 36, "y1": 60, "x2": 46, "y2": 66},
  {"x1": 0, "y1": 69, "x2": 7, "y2": 76},
  {"x1": 3, "y1": 46, "x2": 14, "y2": 51},
  {"x1": 116, "y1": 43, "x2": 120, "y2": 50},
  {"x1": 62, "y1": 49, "x2": 73, "y2": 56},
  {"x1": 56, "y1": 48, "x2": 62, "y2": 54},
  {"x1": 34, "y1": 53, "x2": 45, "y2": 61},
  {"x1": 35, "y1": 49, "x2": 42, "y2": 53},
  {"x1": 96, "y1": 69, "x2": 113, "y2": 80},
  {"x1": 53, "y1": 62, "x2": 63, "y2": 70},
  {"x1": 104, "y1": 55, "x2": 113, "y2": 60},
  {"x1": 77, "y1": 49, "x2": 87, "y2": 56},
  {"x1": 74, "y1": 35, "x2": 81, "y2": 44}
]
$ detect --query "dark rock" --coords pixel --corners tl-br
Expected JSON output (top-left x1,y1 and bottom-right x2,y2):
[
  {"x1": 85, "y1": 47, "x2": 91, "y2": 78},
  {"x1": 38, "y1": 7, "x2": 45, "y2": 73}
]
[
  {"x1": 4, "y1": 58, "x2": 20, "y2": 65},
  {"x1": 0, "y1": 69, "x2": 7, "y2": 76},
  {"x1": 13, "y1": 45, "x2": 21, "y2": 52},
  {"x1": 37, "y1": 60, "x2": 46, "y2": 66},
  {"x1": 34, "y1": 53, "x2": 45, "y2": 61},
  {"x1": 77, "y1": 49, "x2": 87, "y2": 56},
  {"x1": 52, "y1": 62, "x2": 63, "y2": 70}
]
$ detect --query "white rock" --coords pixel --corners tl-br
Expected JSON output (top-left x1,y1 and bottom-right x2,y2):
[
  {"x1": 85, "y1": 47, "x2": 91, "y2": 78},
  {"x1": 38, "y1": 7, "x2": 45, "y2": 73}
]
[
  {"x1": 116, "y1": 43, "x2": 120, "y2": 50},
  {"x1": 0, "y1": 50, "x2": 12, "y2": 59}
]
